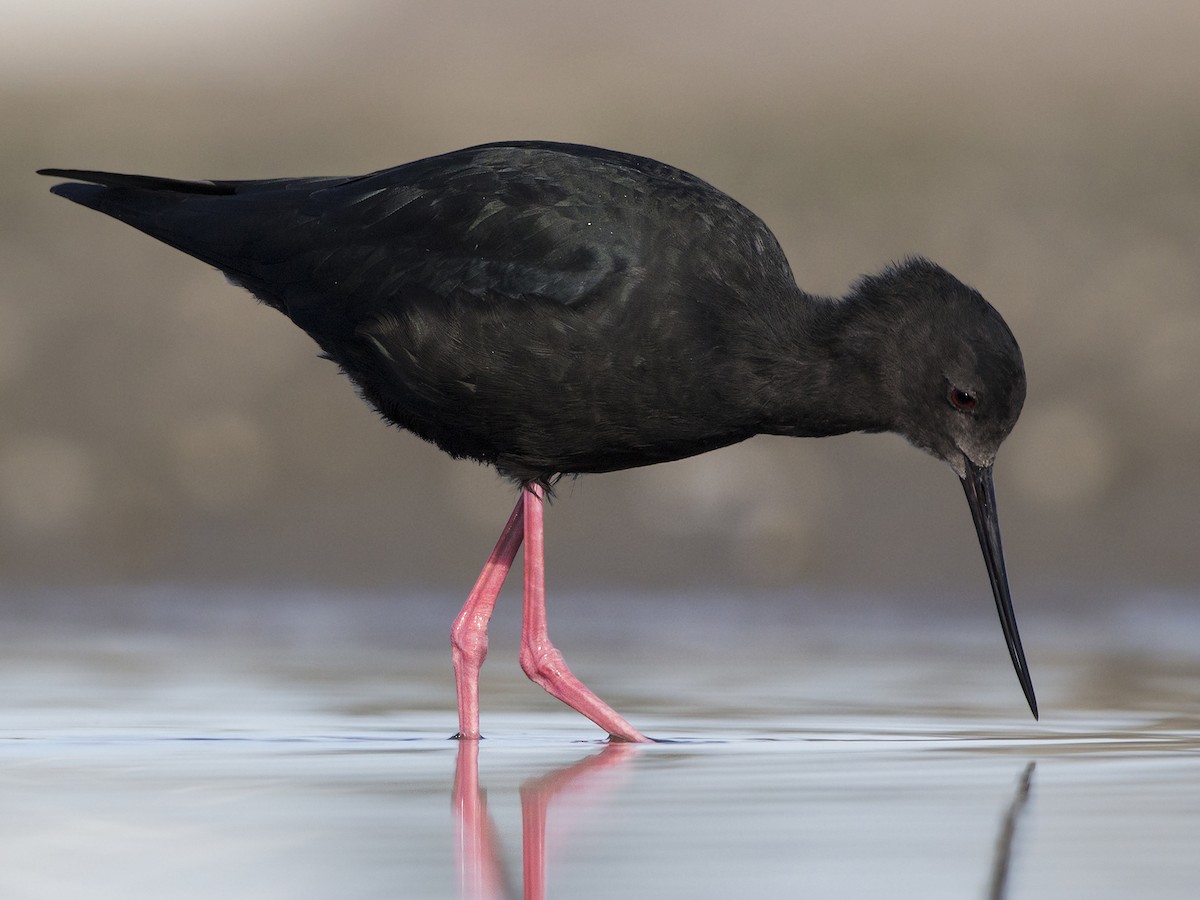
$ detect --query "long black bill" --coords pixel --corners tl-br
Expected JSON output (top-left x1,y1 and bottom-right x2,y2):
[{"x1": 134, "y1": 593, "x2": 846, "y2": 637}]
[{"x1": 960, "y1": 460, "x2": 1038, "y2": 720}]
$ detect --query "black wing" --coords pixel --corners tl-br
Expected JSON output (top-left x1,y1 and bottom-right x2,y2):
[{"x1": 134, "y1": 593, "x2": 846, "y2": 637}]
[{"x1": 38, "y1": 142, "x2": 732, "y2": 347}]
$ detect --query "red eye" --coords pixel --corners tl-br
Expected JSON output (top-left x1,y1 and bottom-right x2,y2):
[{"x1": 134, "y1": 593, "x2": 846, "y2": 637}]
[{"x1": 949, "y1": 387, "x2": 977, "y2": 412}]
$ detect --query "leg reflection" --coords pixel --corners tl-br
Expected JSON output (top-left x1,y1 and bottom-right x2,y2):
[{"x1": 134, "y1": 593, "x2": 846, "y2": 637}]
[
  {"x1": 452, "y1": 739, "x2": 512, "y2": 900},
  {"x1": 452, "y1": 741, "x2": 642, "y2": 900}
]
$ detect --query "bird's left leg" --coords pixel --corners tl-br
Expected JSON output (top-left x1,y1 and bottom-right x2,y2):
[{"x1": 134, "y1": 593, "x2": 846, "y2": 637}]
[
  {"x1": 451, "y1": 495, "x2": 525, "y2": 740},
  {"x1": 518, "y1": 483, "x2": 651, "y2": 743}
]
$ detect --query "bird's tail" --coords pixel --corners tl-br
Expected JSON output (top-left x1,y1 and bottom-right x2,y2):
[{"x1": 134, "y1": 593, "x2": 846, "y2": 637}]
[
  {"x1": 37, "y1": 169, "x2": 242, "y2": 249},
  {"x1": 38, "y1": 166, "x2": 361, "y2": 342},
  {"x1": 37, "y1": 167, "x2": 272, "y2": 289},
  {"x1": 38, "y1": 169, "x2": 236, "y2": 197}
]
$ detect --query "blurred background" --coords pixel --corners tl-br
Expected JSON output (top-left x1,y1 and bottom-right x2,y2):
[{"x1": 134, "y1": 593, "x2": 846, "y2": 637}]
[{"x1": 4, "y1": 0, "x2": 1199, "y2": 609}]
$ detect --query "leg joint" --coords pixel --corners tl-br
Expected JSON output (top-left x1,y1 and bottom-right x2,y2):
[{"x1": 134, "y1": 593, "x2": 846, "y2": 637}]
[
  {"x1": 451, "y1": 617, "x2": 489, "y2": 666},
  {"x1": 519, "y1": 640, "x2": 568, "y2": 686}
]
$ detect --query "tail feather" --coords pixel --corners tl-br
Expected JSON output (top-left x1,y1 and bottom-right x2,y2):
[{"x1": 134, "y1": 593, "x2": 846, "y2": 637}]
[
  {"x1": 38, "y1": 165, "x2": 362, "y2": 342},
  {"x1": 37, "y1": 167, "x2": 267, "y2": 295},
  {"x1": 37, "y1": 169, "x2": 234, "y2": 196}
]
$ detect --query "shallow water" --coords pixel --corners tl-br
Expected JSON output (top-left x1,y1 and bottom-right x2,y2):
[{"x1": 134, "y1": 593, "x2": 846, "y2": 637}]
[{"x1": 1, "y1": 587, "x2": 1198, "y2": 899}]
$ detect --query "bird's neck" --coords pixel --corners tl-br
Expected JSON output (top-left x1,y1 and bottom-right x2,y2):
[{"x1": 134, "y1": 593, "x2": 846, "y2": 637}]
[{"x1": 751, "y1": 288, "x2": 896, "y2": 439}]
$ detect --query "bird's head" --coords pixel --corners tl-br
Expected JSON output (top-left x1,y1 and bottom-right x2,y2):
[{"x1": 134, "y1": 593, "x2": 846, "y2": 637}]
[
  {"x1": 850, "y1": 257, "x2": 1026, "y2": 476},
  {"x1": 848, "y1": 258, "x2": 1036, "y2": 718}
]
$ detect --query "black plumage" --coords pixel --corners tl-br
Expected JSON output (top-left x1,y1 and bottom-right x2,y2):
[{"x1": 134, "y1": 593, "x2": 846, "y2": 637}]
[{"x1": 40, "y1": 141, "x2": 1037, "y2": 735}]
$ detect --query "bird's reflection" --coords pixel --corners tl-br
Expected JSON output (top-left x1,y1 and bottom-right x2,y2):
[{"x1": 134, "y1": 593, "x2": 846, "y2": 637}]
[
  {"x1": 452, "y1": 741, "x2": 640, "y2": 900},
  {"x1": 453, "y1": 744, "x2": 1036, "y2": 899},
  {"x1": 452, "y1": 739, "x2": 511, "y2": 900}
]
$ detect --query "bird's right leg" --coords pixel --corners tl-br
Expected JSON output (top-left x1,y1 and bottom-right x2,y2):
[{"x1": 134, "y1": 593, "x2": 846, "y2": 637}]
[
  {"x1": 518, "y1": 484, "x2": 651, "y2": 742},
  {"x1": 451, "y1": 496, "x2": 525, "y2": 740}
]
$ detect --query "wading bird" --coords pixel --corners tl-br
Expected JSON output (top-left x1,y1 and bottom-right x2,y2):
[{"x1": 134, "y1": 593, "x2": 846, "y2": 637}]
[{"x1": 41, "y1": 141, "x2": 1036, "y2": 742}]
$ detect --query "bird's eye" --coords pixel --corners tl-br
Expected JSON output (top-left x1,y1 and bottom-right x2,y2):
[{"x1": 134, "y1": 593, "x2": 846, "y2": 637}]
[{"x1": 948, "y1": 387, "x2": 977, "y2": 412}]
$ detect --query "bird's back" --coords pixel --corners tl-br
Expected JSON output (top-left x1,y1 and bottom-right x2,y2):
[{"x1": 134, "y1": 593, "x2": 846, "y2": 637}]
[{"x1": 43, "y1": 142, "x2": 801, "y2": 481}]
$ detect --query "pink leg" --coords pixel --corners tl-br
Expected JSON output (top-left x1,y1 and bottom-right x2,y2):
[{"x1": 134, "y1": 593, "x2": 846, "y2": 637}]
[
  {"x1": 518, "y1": 484, "x2": 651, "y2": 743},
  {"x1": 451, "y1": 495, "x2": 525, "y2": 740}
]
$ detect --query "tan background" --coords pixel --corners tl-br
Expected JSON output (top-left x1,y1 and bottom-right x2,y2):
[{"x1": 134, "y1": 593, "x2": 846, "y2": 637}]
[{"x1": 5, "y1": 0, "x2": 1198, "y2": 601}]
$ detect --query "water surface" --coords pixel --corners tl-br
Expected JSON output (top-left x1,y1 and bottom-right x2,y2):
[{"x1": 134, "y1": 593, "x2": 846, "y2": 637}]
[{"x1": 1, "y1": 587, "x2": 1197, "y2": 898}]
